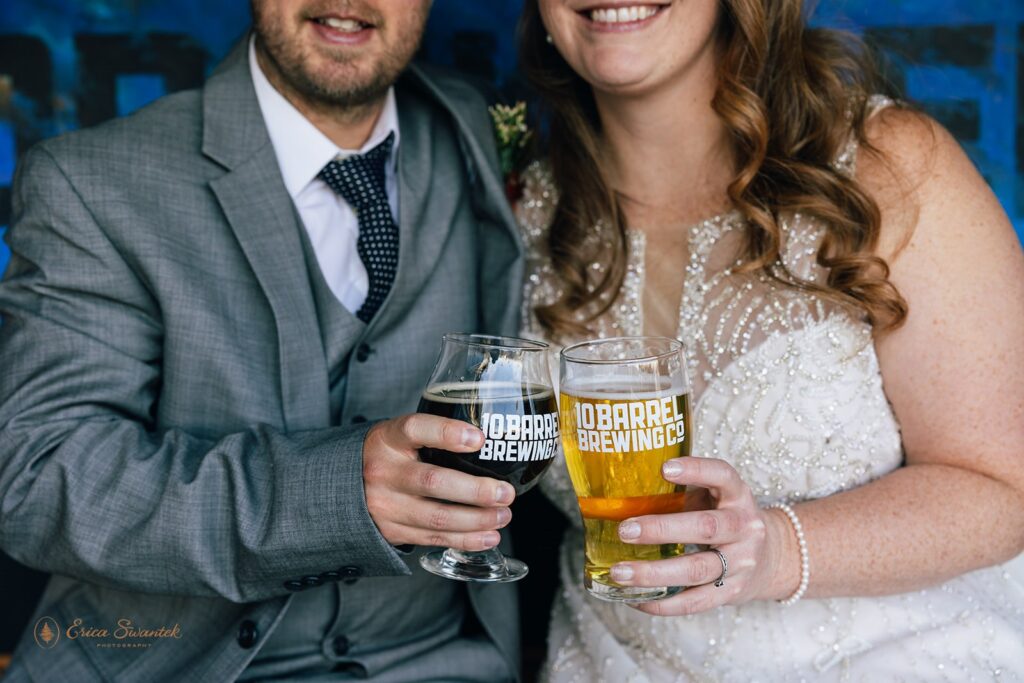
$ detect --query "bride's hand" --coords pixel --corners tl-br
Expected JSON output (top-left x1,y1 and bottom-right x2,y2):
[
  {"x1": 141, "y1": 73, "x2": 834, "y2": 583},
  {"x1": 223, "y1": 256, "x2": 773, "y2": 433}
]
[{"x1": 609, "y1": 457, "x2": 793, "y2": 617}]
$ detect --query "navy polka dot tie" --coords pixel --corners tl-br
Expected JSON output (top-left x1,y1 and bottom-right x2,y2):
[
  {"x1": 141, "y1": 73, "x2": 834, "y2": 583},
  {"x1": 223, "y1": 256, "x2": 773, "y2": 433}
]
[{"x1": 318, "y1": 132, "x2": 399, "y2": 324}]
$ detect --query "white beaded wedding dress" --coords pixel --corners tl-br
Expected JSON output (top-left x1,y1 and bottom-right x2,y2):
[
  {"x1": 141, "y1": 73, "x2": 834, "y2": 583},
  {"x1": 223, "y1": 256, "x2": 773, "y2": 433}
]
[{"x1": 517, "y1": 98, "x2": 1024, "y2": 682}]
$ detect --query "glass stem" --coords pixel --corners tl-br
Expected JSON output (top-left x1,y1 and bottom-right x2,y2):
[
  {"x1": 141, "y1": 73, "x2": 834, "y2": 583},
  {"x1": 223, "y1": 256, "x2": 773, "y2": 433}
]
[{"x1": 443, "y1": 547, "x2": 506, "y2": 568}]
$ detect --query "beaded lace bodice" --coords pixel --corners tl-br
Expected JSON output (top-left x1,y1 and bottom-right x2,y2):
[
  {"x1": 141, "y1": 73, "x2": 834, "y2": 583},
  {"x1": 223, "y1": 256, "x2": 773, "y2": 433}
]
[
  {"x1": 518, "y1": 114, "x2": 903, "y2": 517},
  {"x1": 515, "y1": 96, "x2": 1024, "y2": 681}
]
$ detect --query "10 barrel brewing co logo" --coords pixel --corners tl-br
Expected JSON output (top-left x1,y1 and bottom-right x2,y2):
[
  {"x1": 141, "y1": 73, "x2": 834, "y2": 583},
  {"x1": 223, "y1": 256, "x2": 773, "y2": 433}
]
[
  {"x1": 34, "y1": 616, "x2": 182, "y2": 650},
  {"x1": 572, "y1": 395, "x2": 687, "y2": 454},
  {"x1": 478, "y1": 411, "x2": 559, "y2": 462}
]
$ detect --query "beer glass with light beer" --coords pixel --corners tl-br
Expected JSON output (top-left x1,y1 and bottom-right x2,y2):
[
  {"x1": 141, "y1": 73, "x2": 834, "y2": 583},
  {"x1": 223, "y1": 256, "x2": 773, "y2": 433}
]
[
  {"x1": 418, "y1": 334, "x2": 558, "y2": 582},
  {"x1": 559, "y1": 337, "x2": 693, "y2": 602}
]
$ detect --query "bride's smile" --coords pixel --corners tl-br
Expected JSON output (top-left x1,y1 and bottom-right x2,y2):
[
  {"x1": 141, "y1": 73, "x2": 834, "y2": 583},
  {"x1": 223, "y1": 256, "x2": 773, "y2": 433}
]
[
  {"x1": 540, "y1": 0, "x2": 719, "y2": 96},
  {"x1": 577, "y1": 3, "x2": 669, "y2": 32}
]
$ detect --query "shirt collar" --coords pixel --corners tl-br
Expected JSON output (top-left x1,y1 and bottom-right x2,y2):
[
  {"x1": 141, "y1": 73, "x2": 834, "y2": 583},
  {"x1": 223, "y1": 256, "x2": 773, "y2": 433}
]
[{"x1": 248, "y1": 36, "x2": 400, "y2": 199}]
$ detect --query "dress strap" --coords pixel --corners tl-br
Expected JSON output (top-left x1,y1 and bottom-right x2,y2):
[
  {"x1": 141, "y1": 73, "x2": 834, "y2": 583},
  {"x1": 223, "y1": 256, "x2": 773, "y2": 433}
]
[{"x1": 832, "y1": 94, "x2": 896, "y2": 178}]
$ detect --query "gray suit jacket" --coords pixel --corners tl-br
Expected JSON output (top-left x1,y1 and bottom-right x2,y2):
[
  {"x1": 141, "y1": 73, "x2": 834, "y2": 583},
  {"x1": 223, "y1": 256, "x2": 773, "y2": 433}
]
[{"x1": 0, "y1": 39, "x2": 523, "y2": 682}]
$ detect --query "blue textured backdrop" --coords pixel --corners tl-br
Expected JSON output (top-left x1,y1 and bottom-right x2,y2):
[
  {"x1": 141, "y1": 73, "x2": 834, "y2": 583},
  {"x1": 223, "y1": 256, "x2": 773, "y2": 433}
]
[{"x1": 1, "y1": 0, "x2": 1022, "y2": 275}]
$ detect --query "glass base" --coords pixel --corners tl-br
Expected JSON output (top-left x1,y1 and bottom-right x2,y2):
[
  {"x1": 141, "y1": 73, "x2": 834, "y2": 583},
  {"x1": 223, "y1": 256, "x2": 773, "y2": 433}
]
[
  {"x1": 585, "y1": 576, "x2": 682, "y2": 603},
  {"x1": 419, "y1": 548, "x2": 528, "y2": 583}
]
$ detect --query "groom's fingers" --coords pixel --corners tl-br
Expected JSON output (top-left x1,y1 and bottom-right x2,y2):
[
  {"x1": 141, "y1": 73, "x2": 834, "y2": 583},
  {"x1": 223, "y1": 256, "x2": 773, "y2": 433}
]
[
  {"x1": 364, "y1": 415, "x2": 514, "y2": 507},
  {"x1": 389, "y1": 413, "x2": 485, "y2": 453},
  {"x1": 388, "y1": 494, "x2": 512, "y2": 533},
  {"x1": 382, "y1": 522, "x2": 503, "y2": 552},
  {"x1": 367, "y1": 415, "x2": 516, "y2": 507},
  {"x1": 363, "y1": 416, "x2": 516, "y2": 547},
  {"x1": 403, "y1": 461, "x2": 516, "y2": 507}
]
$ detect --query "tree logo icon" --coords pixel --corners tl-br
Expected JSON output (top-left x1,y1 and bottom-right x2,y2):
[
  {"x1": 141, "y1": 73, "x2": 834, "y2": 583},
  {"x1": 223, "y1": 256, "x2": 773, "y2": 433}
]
[{"x1": 33, "y1": 617, "x2": 61, "y2": 650}]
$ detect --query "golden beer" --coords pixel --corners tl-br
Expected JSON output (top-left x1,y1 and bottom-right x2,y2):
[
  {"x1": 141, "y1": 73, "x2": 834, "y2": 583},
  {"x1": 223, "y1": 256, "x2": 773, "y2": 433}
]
[{"x1": 560, "y1": 385, "x2": 692, "y2": 599}]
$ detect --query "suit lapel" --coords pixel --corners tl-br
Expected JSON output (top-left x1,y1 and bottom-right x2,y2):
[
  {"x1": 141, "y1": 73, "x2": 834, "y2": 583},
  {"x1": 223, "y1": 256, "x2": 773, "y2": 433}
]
[
  {"x1": 400, "y1": 65, "x2": 524, "y2": 337},
  {"x1": 203, "y1": 38, "x2": 329, "y2": 430}
]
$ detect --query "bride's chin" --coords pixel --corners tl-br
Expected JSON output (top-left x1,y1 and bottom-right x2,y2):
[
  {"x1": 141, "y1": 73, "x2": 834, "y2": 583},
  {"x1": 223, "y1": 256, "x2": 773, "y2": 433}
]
[
  {"x1": 578, "y1": 62, "x2": 660, "y2": 97},
  {"x1": 588, "y1": 76, "x2": 660, "y2": 100}
]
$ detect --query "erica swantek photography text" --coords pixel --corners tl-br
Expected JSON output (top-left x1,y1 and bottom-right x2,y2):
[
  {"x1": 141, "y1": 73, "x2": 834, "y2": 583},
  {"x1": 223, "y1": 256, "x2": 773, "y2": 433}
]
[{"x1": 64, "y1": 618, "x2": 181, "y2": 648}]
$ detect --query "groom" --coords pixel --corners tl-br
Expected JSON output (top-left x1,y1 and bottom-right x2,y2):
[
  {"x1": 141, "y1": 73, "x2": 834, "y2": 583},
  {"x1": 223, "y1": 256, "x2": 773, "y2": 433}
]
[{"x1": 0, "y1": 0, "x2": 523, "y2": 681}]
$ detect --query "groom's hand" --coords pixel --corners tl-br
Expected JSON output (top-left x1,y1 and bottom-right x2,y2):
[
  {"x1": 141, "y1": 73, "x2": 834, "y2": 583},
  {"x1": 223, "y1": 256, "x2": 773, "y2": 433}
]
[{"x1": 362, "y1": 415, "x2": 516, "y2": 550}]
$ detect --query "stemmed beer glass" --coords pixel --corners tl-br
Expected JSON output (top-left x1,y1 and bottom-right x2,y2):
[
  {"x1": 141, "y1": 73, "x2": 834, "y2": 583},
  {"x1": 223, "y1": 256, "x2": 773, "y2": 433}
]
[{"x1": 418, "y1": 333, "x2": 558, "y2": 582}]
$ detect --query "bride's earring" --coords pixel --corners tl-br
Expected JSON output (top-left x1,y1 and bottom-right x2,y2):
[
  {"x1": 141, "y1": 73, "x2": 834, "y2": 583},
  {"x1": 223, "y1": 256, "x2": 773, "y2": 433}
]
[{"x1": 546, "y1": 33, "x2": 554, "y2": 44}]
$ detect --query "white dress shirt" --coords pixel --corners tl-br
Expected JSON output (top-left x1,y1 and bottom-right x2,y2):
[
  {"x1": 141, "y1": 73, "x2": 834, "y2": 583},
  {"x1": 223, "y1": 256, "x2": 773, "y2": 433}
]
[{"x1": 248, "y1": 38, "x2": 401, "y2": 315}]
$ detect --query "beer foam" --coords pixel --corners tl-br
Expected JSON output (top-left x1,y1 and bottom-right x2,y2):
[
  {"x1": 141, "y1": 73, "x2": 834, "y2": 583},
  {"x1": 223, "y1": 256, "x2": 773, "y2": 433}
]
[
  {"x1": 560, "y1": 378, "x2": 689, "y2": 401},
  {"x1": 423, "y1": 381, "x2": 554, "y2": 403}
]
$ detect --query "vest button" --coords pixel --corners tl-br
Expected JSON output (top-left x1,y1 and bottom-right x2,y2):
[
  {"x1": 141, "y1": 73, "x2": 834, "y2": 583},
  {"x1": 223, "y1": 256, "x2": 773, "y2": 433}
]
[
  {"x1": 302, "y1": 575, "x2": 323, "y2": 588},
  {"x1": 237, "y1": 620, "x2": 258, "y2": 649},
  {"x1": 321, "y1": 570, "x2": 342, "y2": 582},
  {"x1": 283, "y1": 579, "x2": 305, "y2": 592},
  {"x1": 332, "y1": 635, "x2": 351, "y2": 656},
  {"x1": 355, "y1": 344, "x2": 373, "y2": 362}
]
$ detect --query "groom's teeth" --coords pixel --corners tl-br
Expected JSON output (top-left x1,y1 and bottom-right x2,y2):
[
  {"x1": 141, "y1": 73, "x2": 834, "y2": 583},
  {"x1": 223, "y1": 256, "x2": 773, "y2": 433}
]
[
  {"x1": 324, "y1": 17, "x2": 364, "y2": 32},
  {"x1": 589, "y1": 6, "x2": 659, "y2": 25}
]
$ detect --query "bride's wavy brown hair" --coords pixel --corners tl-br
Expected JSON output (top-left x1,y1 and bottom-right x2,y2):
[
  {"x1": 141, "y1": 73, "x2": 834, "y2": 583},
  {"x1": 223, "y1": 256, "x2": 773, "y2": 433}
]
[{"x1": 518, "y1": 0, "x2": 909, "y2": 339}]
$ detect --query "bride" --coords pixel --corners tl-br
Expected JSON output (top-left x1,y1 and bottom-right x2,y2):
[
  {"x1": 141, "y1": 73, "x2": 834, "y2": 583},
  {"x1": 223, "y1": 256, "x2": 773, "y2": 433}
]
[{"x1": 514, "y1": 0, "x2": 1024, "y2": 679}]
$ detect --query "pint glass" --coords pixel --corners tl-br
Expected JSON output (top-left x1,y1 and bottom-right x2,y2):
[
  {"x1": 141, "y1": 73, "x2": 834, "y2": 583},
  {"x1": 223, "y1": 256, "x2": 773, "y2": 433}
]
[{"x1": 559, "y1": 337, "x2": 693, "y2": 602}]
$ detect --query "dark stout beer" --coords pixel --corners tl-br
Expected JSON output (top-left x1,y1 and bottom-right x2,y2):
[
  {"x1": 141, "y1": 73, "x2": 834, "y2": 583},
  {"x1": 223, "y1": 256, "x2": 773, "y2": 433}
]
[{"x1": 418, "y1": 381, "x2": 559, "y2": 495}]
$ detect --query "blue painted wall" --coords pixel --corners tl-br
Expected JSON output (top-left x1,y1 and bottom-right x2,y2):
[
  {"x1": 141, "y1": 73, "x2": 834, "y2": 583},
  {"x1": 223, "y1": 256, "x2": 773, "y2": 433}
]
[{"x1": 1, "y1": 0, "x2": 1022, "y2": 274}]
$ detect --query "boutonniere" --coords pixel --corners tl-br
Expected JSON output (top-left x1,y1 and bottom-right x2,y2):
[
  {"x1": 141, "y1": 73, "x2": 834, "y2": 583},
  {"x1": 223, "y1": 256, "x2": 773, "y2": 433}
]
[{"x1": 489, "y1": 101, "x2": 534, "y2": 203}]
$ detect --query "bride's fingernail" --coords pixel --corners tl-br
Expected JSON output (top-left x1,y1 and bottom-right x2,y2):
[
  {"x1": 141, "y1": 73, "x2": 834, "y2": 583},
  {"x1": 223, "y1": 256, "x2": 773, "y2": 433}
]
[
  {"x1": 662, "y1": 460, "x2": 683, "y2": 478},
  {"x1": 619, "y1": 521, "x2": 641, "y2": 540},
  {"x1": 611, "y1": 565, "x2": 634, "y2": 582}
]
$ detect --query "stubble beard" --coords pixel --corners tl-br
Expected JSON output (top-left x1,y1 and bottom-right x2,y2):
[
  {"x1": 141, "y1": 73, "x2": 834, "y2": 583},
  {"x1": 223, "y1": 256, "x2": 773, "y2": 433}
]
[
  {"x1": 252, "y1": 1, "x2": 426, "y2": 116},
  {"x1": 259, "y1": 33, "x2": 411, "y2": 111}
]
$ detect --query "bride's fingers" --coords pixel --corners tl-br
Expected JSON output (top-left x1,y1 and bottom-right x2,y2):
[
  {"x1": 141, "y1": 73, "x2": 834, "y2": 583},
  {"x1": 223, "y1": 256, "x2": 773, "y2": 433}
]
[
  {"x1": 618, "y1": 508, "x2": 757, "y2": 546},
  {"x1": 682, "y1": 486, "x2": 712, "y2": 512},
  {"x1": 628, "y1": 581, "x2": 737, "y2": 617},
  {"x1": 609, "y1": 549, "x2": 733, "y2": 588},
  {"x1": 662, "y1": 457, "x2": 751, "y2": 505}
]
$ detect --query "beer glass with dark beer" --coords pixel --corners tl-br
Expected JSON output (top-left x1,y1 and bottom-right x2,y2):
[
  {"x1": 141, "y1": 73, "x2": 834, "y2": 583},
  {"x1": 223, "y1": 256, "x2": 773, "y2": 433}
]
[
  {"x1": 418, "y1": 333, "x2": 557, "y2": 582},
  {"x1": 559, "y1": 337, "x2": 693, "y2": 602}
]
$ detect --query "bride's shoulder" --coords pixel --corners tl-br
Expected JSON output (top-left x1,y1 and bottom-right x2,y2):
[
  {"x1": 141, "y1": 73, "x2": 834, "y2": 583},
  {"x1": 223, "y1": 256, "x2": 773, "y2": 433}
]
[
  {"x1": 852, "y1": 97, "x2": 984, "y2": 262},
  {"x1": 514, "y1": 160, "x2": 559, "y2": 248}
]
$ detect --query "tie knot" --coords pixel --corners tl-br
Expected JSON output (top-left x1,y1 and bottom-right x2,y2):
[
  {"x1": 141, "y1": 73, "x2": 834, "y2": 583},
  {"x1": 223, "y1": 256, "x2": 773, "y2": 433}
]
[{"x1": 318, "y1": 132, "x2": 395, "y2": 209}]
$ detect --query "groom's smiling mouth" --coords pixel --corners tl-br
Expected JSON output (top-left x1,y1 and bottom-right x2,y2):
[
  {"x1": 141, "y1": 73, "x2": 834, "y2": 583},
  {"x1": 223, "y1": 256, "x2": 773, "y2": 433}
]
[
  {"x1": 577, "y1": 2, "x2": 670, "y2": 30},
  {"x1": 308, "y1": 12, "x2": 378, "y2": 44}
]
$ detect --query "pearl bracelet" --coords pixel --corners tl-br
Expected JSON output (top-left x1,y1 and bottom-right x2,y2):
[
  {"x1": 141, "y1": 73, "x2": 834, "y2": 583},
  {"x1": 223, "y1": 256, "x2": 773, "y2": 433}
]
[{"x1": 767, "y1": 502, "x2": 810, "y2": 606}]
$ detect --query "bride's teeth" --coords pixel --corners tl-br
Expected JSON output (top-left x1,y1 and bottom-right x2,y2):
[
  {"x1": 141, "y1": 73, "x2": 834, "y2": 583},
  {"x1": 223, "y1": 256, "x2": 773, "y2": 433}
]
[
  {"x1": 590, "y1": 6, "x2": 658, "y2": 25},
  {"x1": 324, "y1": 17, "x2": 363, "y2": 32}
]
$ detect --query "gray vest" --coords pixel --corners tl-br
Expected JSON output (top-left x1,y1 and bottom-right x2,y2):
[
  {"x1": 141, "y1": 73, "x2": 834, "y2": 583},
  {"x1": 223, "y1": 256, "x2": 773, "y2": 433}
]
[{"x1": 238, "y1": 83, "x2": 512, "y2": 683}]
